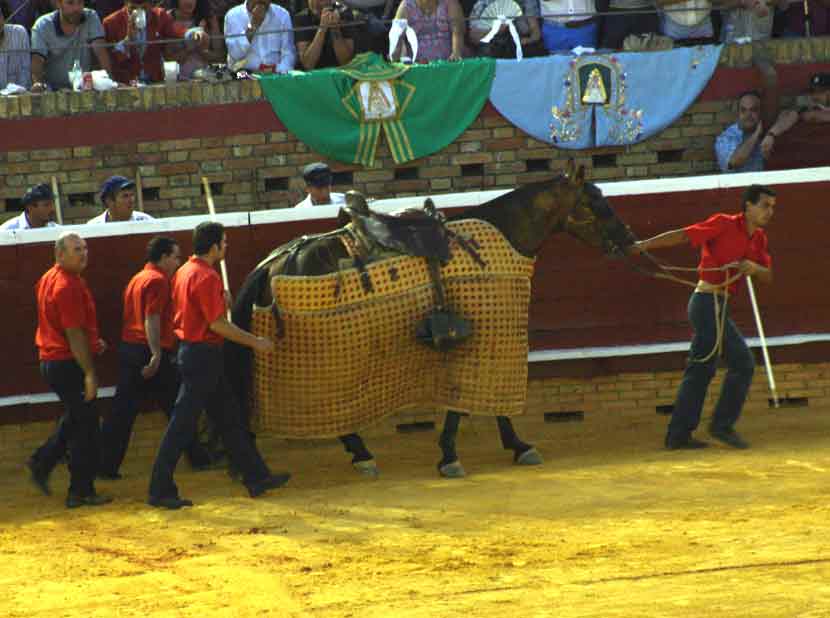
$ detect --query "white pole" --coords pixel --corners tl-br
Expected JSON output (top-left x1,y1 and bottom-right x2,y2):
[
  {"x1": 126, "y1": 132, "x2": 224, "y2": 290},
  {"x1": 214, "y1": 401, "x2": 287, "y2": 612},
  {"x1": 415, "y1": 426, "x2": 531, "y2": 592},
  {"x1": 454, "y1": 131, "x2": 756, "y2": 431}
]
[
  {"x1": 746, "y1": 275, "x2": 779, "y2": 408},
  {"x1": 202, "y1": 177, "x2": 231, "y2": 320},
  {"x1": 51, "y1": 176, "x2": 63, "y2": 225}
]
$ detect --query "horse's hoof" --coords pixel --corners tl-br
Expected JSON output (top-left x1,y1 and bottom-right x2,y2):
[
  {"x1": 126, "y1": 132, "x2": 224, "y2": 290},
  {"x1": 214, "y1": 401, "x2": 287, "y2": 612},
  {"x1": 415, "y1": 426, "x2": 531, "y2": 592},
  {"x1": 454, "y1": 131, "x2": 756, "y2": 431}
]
[
  {"x1": 353, "y1": 459, "x2": 379, "y2": 479},
  {"x1": 438, "y1": 461, "x2": 466, "y2": 479},
  {"x1": 515, "y1": 447, "x2": 543, "y2": 466}
]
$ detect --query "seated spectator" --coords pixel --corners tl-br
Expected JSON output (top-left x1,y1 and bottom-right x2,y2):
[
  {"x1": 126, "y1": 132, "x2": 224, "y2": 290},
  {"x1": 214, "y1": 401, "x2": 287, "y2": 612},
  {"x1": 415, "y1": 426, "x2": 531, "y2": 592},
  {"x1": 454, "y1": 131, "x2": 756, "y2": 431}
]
[
  {"x1": 167, "y1": 0, "x2": 224, "y2": 80},
  {"x1": 468, "y1": 0, "x2": 545, "y2": 58},
  {"x1": 774, "y1": 0, "x2": 829, "y2": 37},
  {"x1": 30, "y1": 0, "x2": 114, "y2": 92},
  {"x1": 0, "y1": 184, "x2": 58, "y2": 231},
  {"x1": 88, "y1": 176, "x2": 155, "y2": 223},
  {"x1": 719, "y1": 0, "x2": 787, "y2": 42},
  {"x1": 104, "y1": 0, "x2": 208, "y2": 84},
  {"x1": 392, "y1": 0, "x2": 464, "y2": 62},
  {"x1": 294, "y1": 162, "x2": 346, "y2": 207},
  {"x1": 799, "y1": 72, "x2": 830, "y2": 124},
  {"x1": 224, "y1": 0, "x2": 295, "y2": 73},
  {"x1": 295, "y1": 0, "x2": 360, "y2": 70},
  {"x1": 600, "y1": 0, "x2": 660, "y2": 49},
  {"x1": 655, "y1": 0, "x2": 714, "y2": 43},
  {"x1": 1, "y1": 0, "x2": 31, "y2": 90},
  {"x1": 715, "y1": 90, "x2": 799, "y2": 173},
  {"x1": 539, "y1": 0, "x2": 598, "y2": 52}
]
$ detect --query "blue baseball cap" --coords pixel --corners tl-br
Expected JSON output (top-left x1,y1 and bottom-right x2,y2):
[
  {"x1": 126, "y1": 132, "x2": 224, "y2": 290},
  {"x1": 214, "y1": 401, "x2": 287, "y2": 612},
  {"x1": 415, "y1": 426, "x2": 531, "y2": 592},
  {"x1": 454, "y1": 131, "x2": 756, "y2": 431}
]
[
  {"x1": 100, "y1": 175, "x2": 135, "y2": 201},
  {"x1": 21, "y1": 183, "x2": 54, "y2": 207}
]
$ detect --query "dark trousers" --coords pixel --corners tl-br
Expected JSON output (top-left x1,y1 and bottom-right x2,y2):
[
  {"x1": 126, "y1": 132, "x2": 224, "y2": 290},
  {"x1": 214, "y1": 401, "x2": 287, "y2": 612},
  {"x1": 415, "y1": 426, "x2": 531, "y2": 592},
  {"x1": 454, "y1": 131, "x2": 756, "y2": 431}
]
[
  {"x1": 148, "y1": 342, "x2": 270, "y2": 500},
  {"x1": 99, "y1": 343, "x2": 212, "y2": 476},
  {"x1": 31, "y1": 360, "x2": 100, "y2": 496},
  {"x1": 667, "y1": 293, "x2": 755, "y2": 441}
]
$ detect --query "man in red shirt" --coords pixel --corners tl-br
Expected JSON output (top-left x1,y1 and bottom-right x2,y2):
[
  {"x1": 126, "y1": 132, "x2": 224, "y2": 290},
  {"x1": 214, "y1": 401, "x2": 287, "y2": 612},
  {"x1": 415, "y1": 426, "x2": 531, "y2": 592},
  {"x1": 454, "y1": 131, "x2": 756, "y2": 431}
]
[
  {"x1": 28, "y1": 232, "x2": 113, "y2": 508},
  {"x1": 632, "y1": 184, "x2": 775, "y2": 450},
  {"x1": 99, "y1": 236, "x2": 214, "y2": 480},
  {"x1": 148, "y1": 221, "x2": 290, "y2": 509}
]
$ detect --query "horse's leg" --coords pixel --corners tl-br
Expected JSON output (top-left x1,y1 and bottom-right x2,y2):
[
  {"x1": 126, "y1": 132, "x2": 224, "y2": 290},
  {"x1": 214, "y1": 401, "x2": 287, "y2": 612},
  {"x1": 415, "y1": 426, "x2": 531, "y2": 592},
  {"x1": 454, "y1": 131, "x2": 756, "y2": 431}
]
[
  {"x1": 339, "y1": 433, "x2": 378, "y2": 478},
  {"x1": 437, "y1": 411, "x2": 466, "y2": 478},
  {"x1": 496, "y1": 416, "x2": 543, "y2": 465}
]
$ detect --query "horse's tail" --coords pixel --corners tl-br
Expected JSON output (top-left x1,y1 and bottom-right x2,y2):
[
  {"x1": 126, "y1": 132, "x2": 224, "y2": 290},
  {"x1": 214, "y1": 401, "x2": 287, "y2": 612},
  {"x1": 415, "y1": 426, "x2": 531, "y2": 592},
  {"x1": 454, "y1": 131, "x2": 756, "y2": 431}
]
[{"x1": 225, "y1": 265, "x2": 271, "y2": 430}]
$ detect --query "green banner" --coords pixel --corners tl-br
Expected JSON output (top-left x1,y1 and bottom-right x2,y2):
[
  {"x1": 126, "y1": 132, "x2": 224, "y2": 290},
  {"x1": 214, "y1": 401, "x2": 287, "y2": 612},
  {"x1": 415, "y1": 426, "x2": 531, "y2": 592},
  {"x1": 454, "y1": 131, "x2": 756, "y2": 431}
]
[{"x1": 260, "y1": 53, "x2": 495, "y2": 167}]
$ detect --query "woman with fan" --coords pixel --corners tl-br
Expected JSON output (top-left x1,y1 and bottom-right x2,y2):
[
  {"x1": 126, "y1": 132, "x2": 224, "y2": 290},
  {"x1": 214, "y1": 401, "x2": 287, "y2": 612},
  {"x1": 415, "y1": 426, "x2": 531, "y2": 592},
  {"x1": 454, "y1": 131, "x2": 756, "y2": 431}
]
[
  {"x1": 468, "y1": 0, "x2": 544, "y2": 58},
  {"x1": 391, "y1": 0, "x2": 465, "y2": 61}
]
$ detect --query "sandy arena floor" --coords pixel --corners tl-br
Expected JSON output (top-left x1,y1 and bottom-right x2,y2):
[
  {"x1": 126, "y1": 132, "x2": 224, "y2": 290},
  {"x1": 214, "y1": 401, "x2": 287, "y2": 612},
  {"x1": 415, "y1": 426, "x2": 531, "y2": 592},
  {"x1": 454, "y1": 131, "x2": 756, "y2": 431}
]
[{"x1": 1, "y1": 405, "x2": 829, "y2": 618}]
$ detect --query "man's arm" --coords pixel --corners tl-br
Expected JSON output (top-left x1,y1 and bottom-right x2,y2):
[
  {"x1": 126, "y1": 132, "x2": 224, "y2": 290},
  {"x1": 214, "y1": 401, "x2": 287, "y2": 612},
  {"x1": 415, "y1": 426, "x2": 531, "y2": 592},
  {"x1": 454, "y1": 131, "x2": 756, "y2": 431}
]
[
  {"x1": 296, "y1": 14, "x2": 327, "y2": 70},
  {"x1": 738, "y1": 259, "x2": 773, "y2": 285},
  {"x1": 209, "y1": 317, "x2": 274, "y2": 353},
  {"x1": 725, "y1": 123, "x2": 764, "y2": 170},
  {"x1": 760, "y1": 108, "x2": 799, "y2": 158},
  {"x1": 277, "y1": 11, "x2": 296, "y2": 73},
  {"x1": 142, "y1": 314, "x2": 162, "y2": 379},
  {"x1": 92, "y1": 41, "x2": 114, "y2": 75},
  {"x1": 448, "y1": 0, "x2": 464, "y2": 61},
  {"x1": 65, "y1": 327, "x2": 98, "y2": 401},
  {"x1": 225, "y1": 9, "x2": 254, "y2": 62},
  {"x1": 30, "y1": 54, "x2": 46, "y2": 91},
  {"x1": 330, "y1": 16, "x2": 355, "y2": 66},
  {"x1": 629, "y1": 228, "x2": 689, "y2": 254}
]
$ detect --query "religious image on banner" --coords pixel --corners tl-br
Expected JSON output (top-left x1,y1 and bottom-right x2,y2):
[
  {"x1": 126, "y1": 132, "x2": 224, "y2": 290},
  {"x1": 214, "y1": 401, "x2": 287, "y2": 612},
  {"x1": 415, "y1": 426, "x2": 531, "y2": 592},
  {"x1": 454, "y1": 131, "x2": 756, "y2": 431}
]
[
  {"x1": 259, "y1": 53, "x2": 495, "y2": 167},
  {"x1": 488, "y1": 45, "x2": 723, "y2": 150}
]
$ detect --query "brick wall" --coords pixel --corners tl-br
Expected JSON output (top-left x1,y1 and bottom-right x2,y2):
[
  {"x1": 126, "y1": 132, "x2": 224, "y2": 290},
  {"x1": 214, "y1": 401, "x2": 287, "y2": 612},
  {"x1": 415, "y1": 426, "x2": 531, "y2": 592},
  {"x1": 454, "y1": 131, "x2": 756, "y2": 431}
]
[
  {"x1": 3, "y1": 361, "x2": 827, "y2": 472},
  {"x1": 2, "y1": 38, "x2": 829, "y2": 223}
]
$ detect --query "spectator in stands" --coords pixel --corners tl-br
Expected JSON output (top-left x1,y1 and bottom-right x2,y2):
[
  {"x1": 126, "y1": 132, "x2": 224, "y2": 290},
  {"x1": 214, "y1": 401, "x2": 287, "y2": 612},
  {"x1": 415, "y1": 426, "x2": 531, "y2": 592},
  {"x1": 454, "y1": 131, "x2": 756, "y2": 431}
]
[
  {"x1": 775, "y1": 0, "x2": 829, "y2": 37},
  {"x1": 104, "y1": 0, "x2": 209, "y2": 84},
  {"x1": 799, "y1": 72, "x2": 830, "y2": 124},
  {"x1": 654, "y1": 0, "x2": 714, "y2": 44},
  {"x1": 715, "y1": 90, "x2": 799, "y2": 173},
  {"x1": 294, "y1": 162, "x2": 346, "y2": 207},
  {"x1": 295, "y1": 0, "x2": 360, "y2": 70},
  {"x1": 30, "y1": 0, "x2": 114, "y2": 92},
  {"x1": 539, "y1": 0, "x2": 598, "y2": 52},
  {"x1": 719, "y1": 0, "x2": 787, "y2": 42},
  {"x1": 166, "y1": 0, "x2": 225, "y2": 80},
  {"x1": 88, "y1": 176, "x2": 156, "y2": 223},
  {"x1": 600, "y1": 0, "x2": 660, "y2": 49},
  {"x1": 0, "y1": 184, "x2": 58, "y2": 231},
  {"x1": 468, "y1": 0, "x2": 545, "y2": 58},
  {"x1": 224, "y1": 0, "x2": 295, "y2": 73},
  {"x1": 392, "y1": 0, "x2": 464, "y2": 62},
  {"x1": 0, "y1": 0, "x2": 31, "y2": 90}
]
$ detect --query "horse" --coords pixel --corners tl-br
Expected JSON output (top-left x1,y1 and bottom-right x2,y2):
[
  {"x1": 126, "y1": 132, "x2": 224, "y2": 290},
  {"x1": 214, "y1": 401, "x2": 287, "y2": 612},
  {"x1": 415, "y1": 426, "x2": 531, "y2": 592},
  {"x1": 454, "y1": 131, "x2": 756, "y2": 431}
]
[{"x1": 226, "y1": 160, "x2": 638, "y2": 478}]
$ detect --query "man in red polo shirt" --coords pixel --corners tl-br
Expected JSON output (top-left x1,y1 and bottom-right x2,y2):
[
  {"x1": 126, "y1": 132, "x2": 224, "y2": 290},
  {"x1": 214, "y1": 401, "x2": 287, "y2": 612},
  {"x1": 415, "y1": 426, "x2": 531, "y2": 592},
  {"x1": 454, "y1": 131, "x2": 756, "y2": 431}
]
[
  {"x1": 28, "y1": 232, "x2": 113, "y2": 508},
  {"x1": 632, "y1": 184, "x2": 775, "y2": 450},
  {"x1": 148, "y1": 221, "x2": 290, "y2": 509},
  {"x1": 99, "y1": 236, "x2": 215, "y2": 480}
]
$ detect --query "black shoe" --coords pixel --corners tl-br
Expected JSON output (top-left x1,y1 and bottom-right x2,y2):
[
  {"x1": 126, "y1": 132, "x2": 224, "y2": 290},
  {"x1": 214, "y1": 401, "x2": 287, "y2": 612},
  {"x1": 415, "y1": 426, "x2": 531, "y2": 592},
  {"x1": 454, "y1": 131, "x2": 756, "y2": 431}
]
[
  {"x1": 665, "y1": 436, "x2": 710, "y2": 450},
  {"x1": 148, "y1": 496, "x2": 194, "y2": 510},
  {"x1": 246, "y1": 472, "x2": 291, "y2": 498},
  {"x1": 66, "y1": 492, "x2": 113, "y2": 509},
  {"x1": 708, "y1": 427, "x2": 749, "y2": 449},
  {"x1": 27, "y1": 459, "x2": 51, "y2": 496},
  {"x1": 97, "y1": 471, "x2": 123, "y2": 480}
]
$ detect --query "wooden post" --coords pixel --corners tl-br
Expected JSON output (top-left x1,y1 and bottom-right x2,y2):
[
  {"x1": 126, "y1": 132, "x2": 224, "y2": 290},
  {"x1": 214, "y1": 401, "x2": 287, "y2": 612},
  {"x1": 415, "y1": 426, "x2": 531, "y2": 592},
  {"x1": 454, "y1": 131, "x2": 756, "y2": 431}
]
[
  {"x1": 135, "y1": 169, "x2": 145, "y2": 212},
  {"x1": 51, "y1": 176, "x2": 64, "y2": 225}
]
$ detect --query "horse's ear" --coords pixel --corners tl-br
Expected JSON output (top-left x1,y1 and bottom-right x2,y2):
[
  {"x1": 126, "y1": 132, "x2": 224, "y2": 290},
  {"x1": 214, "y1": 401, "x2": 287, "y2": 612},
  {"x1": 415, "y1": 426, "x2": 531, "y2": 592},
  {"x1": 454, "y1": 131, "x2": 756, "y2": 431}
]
[{"x1": 423, "y1": 197, "x2": 436, "y2": 216}]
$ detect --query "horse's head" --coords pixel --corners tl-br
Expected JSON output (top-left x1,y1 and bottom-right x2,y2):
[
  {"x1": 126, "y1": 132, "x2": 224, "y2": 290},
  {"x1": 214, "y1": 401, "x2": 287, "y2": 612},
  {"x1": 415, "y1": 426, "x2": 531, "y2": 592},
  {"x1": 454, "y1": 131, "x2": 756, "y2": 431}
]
[{"x1": 554, "y1": 160, "x2": 637, "y2": 257}]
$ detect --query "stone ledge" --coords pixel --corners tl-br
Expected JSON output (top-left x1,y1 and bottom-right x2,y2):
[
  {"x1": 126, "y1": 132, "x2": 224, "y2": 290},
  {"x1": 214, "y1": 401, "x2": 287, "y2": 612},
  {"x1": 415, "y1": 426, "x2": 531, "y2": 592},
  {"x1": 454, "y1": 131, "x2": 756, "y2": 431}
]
[{"x1": 0, "y1": 38, "x2": 827, "y2": 121}]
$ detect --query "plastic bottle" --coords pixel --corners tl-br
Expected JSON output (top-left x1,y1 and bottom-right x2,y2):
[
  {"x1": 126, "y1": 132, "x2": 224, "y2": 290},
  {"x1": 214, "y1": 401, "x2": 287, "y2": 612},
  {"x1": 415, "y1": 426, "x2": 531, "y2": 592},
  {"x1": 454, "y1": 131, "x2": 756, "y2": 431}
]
[{"x1": 69, "y1": 59, "x2": 82, "y2": 91}]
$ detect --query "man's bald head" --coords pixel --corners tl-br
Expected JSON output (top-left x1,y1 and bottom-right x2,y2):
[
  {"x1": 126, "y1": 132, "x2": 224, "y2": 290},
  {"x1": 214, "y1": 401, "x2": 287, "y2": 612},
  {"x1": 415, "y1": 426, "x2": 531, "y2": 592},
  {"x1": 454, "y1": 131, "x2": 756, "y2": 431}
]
[{"x1": 55, "y1": 232, "x2": 88, "y2": 273}]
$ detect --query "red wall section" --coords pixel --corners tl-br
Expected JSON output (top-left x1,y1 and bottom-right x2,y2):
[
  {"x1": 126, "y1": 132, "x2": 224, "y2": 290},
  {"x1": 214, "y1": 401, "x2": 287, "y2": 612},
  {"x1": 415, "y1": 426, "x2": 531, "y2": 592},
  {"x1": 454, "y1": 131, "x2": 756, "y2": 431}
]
[{"x1": 3, "y1": 180, "x2": 828, "y2": 407}]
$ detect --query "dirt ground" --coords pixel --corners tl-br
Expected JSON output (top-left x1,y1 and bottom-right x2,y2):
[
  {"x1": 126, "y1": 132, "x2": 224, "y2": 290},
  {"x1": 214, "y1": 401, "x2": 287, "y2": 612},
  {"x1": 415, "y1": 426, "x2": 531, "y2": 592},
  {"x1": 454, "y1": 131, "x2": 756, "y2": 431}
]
[{"x1": 2, "y1": 405, "x2": 829, "y2": 618}]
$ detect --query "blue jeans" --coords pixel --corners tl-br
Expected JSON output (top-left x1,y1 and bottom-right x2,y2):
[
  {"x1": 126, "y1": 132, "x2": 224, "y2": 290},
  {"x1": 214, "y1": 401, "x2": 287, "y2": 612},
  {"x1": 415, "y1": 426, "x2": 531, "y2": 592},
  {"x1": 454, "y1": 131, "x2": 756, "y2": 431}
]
[
  {"x1": 148, "y1": 342, "x2": 271, "y2": 500},
  {"x1": 667, "y1": 292, "x2": 755, "y2": 441},
  {"x1": 542, "y1": 21, "x2": 599, "y2": 52}
]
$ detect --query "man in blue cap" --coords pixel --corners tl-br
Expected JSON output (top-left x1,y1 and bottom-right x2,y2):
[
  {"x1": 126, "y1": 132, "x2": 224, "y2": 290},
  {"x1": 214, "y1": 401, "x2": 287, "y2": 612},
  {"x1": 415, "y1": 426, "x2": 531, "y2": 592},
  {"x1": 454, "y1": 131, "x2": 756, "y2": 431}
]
[
  {"x1": 294, "y1": 162, "x2": 346, "y2": 208},
  {"x1": 88, "y1": 176, "x2": 155, "y2": 223},
  {"x1": 1, "y1": 184, "x2": 58, "y2": 231}
]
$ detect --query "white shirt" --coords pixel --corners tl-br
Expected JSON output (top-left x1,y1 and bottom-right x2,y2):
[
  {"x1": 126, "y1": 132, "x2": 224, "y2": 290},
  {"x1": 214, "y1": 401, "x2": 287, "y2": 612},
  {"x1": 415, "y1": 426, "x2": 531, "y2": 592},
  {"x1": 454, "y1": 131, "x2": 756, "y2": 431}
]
[
  {"x1": 0, "y1": 212, "x2": 58, "y2": 231},
  {"x1": 294, "y1": 192, "x2": 346, "y2": 208},
  {"x1": 225, "y1": 3, "x2": 296, "y2": 73},
  {"x1": 540, "y1": 0, "x2": 596, "y2": 24},
  {"x1": 87, "y1": 210, "x2": 156, "y2": 224}
]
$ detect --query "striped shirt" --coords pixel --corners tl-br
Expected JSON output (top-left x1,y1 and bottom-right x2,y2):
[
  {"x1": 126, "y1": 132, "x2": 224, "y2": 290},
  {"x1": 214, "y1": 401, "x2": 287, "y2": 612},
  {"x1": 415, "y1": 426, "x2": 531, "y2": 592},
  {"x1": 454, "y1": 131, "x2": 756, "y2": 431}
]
[{"x1": 0, "y1": 24, "x2": 32, "y2": 90}]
